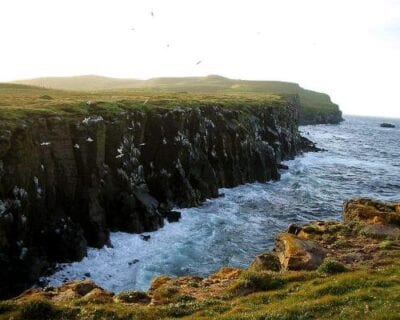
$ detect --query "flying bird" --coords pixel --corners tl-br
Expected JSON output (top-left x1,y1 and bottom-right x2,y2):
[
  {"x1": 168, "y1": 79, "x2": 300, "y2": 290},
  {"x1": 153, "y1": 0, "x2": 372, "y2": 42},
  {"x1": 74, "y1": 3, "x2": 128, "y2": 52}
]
[
  {"x1": 196, "y1": 60, "x2": 202, "y2": 66},
  {"x1": 151, "y1": 11, "x2": 154, "y2": 17}
]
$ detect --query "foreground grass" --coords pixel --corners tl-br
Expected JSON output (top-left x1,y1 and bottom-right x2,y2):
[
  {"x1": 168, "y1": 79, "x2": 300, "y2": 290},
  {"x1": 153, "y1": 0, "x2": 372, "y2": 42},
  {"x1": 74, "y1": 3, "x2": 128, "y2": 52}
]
[{"x1": 1, "y1": 252, "x2": 399, "y2": 320}]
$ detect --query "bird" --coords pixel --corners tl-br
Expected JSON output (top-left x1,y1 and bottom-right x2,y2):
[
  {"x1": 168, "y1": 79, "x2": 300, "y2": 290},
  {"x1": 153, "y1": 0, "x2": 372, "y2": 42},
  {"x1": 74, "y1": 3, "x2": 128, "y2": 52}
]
[
  {"x1": 196, "y1": 60, "x2": 202, "y2": 65},
  {"x1": 130, "y1": 27, "x2": 135, "y2": 31},
  {"x1": 150, "y1": 11, "x2": 154, "y2": 17},
  {"x1": 143, "y1": 98, "x2": 149, "y2": 105},
  {"x1": 166, "y1": 44, "x2": 170, "y2": 48}
]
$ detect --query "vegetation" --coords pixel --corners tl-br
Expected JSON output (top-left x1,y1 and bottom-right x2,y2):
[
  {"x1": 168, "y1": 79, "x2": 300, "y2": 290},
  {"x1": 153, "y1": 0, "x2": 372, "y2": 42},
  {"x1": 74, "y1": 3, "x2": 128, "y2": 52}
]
[
  {"x1": 7, "y1": 74, "x2": 341, "y2": 122},
  {"x1": 317, "y1": 258, "x2": 348, "y2": 274},
  {"x1": 115, "y1": 291, "x2": 150, "y2": 304},
  {"x1": 228, "y1": 270, "x2": 287, "y2": 296},
  {"x1": 18, "y1": 300, "x2": 60, "y2": 320},
  {"x1": 0, "y1": 82, "x2": 286, "y2": 120},
  {"x1": 1, "y1": 256, "x2": 399, "y2": 320}
]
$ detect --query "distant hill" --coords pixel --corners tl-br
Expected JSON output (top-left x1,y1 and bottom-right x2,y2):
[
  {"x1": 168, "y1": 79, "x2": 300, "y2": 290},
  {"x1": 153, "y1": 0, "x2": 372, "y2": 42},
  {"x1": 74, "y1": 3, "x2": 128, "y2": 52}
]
[
  {"x1": 13, "y1": 75, "x2": 342, "y2": 124},
  {"x1": 14, "y1": 75, "x2": 144, "y2": 92}
]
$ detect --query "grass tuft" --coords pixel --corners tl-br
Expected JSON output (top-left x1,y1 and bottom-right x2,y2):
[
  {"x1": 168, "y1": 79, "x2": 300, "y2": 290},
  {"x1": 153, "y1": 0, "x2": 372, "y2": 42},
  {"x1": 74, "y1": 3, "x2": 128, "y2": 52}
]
[{"x1": 318, "y1": 258, "x2": 348, "y2": 274}]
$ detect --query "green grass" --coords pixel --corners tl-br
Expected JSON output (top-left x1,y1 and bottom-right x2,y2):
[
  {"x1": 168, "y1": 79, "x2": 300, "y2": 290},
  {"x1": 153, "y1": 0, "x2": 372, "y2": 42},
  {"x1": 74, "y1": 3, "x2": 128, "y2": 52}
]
[
  {"x1": 0, "y1": 83, "x2": 287, "y2": 120},
  {"x1": 317, "y1": 258, "x2": 348, "y2": 274},
  {"x1": 6, "y1": 74, "x2": 341, "y2": 122},
  {"x1": 2, "y1": 258, "x2": 400, "y2": 319}
]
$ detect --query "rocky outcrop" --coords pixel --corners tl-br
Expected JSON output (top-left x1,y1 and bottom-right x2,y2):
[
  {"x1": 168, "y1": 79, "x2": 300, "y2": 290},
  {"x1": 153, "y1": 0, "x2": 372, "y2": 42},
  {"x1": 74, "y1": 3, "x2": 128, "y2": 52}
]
[
  {"x1": 249, "y1": 252, "x2": 281, "y2": 272},
  {"x1": 274, "y1": 233, "x2": 327, "y2": 271},
  {"x1": 0, "y1": 101, "x2": 317, "y2": 298},
  {"x1": 343, "y1": 198, "x2": 400, "y2": 226}
]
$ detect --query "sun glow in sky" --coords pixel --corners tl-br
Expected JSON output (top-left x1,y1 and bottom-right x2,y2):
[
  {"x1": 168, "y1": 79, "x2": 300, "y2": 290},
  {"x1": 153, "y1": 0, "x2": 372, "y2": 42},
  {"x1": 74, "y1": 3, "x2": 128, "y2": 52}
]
[{"x1": 1, "y1": 0, "x2": 400, "y2": 117}]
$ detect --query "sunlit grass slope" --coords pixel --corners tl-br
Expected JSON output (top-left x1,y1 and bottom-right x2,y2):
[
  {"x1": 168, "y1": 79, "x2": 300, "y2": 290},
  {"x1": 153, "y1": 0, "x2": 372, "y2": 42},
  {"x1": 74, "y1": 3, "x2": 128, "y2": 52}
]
[{"x1": 13, "y1": 75, "x2": 341, "y2": 122}]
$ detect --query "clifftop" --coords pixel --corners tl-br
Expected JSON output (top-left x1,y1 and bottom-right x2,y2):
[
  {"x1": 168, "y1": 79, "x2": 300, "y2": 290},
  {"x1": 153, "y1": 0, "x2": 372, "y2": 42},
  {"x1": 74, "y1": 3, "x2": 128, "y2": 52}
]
[
  {"x1": 10, "y1": 75, "x2": 343, "y2": 125},
  {"x1": 0, "y1": 83, "x2": 285, "y2": 120}
]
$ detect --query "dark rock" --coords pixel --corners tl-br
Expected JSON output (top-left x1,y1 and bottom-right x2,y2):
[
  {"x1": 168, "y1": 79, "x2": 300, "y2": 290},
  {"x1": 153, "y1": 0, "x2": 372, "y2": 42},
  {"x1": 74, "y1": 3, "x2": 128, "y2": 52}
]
[
  {"x1": 140, "y1": 235, "x2": 151, "y2": 241},
  {"x1": 380, "y1": 123, "x2": 395, "y2": 128},
  {"x1": 277, "y1": 164, "x2": 289, "y2": 170},
  {"x1": 128, "y1": 259, "x2": 139, "y2": 266},
  {"x1": 163, "y1": 210, "x2": 181, "y2": 223},
  {"x1": 84, "y1": 272, "x2": 91, "y2": 278},
  {"x1": 287, "y1": 224, "x2": 302, "y2": 235}
]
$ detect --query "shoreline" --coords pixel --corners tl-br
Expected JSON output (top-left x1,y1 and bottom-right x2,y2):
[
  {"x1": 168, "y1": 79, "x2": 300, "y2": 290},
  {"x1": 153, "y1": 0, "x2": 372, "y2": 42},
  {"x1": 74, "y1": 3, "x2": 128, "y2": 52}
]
[{"x1": 2, "y1": 197, "x2": 399, "y2": 319}]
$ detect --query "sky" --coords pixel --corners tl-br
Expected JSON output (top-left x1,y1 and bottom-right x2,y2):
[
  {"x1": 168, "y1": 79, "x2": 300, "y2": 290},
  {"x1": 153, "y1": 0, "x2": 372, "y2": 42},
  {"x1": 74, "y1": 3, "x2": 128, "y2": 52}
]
[{"x1": 1, "y1": 0, "x2": 400, "y2": 117}]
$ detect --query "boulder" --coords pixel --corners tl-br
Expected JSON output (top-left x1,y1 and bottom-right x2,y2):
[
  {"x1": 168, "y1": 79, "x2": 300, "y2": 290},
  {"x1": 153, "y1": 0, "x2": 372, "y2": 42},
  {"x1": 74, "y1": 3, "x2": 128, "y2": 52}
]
[
  {"x1": 249, "y1": 252, "x2": 281, "y2": 272},
  {"x1": 149, "y1": 275, "x2": 172, "y2": 293},
  {"x1": 275, "y1": 233, "x2": 327, "y2": 271},
  {"x1": 343, "y1": 198, "x2": 400, "y2": 226}
]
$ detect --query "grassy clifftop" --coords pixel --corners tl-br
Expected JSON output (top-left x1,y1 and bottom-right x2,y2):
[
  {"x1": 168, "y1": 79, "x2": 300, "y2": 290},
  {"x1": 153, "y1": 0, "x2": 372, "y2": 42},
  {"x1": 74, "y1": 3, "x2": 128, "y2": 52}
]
[
  {"x1": 0, "y1": 83, "x2": 285, "y2": 120},
  {"x1": 12, "y1": 75, "x2": 342, "y2": 124}
]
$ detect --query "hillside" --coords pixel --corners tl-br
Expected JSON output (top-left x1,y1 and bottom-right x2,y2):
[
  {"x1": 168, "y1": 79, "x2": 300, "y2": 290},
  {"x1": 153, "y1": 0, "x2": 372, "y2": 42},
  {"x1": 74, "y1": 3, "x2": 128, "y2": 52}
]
[{"x1": 13, "y1": 75, "x2": 343, "y2": 125}]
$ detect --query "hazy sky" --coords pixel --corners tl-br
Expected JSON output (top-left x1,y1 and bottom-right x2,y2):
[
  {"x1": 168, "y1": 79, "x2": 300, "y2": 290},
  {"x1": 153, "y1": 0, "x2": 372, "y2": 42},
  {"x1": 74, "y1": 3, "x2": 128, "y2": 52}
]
[{"x1": 1, "y1": 0, "x2": 400, "y2": 117}]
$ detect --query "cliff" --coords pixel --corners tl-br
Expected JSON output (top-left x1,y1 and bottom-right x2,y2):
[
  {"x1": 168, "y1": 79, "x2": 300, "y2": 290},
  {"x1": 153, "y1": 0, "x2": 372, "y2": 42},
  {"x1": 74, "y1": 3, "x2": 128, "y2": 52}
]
[
  {"x1": 13, "y1": 75, "x2": 344, "y2": 125},
  {"x1": 2, "y1": 198, "x2": 399, "y2": 320},
  {"x1": 0, "y1": 92, "x2": 317, "y2": 298}
]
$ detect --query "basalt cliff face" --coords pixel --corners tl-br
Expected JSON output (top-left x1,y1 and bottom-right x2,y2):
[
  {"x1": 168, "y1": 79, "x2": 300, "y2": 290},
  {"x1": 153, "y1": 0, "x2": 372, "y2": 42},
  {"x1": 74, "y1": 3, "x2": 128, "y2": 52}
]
[
  {"x1": 0, "y1": 102, "x2": 316, "y2": 298},
  {"x1": 299, "y1": 109, "x2": 343, "y2": 125}
]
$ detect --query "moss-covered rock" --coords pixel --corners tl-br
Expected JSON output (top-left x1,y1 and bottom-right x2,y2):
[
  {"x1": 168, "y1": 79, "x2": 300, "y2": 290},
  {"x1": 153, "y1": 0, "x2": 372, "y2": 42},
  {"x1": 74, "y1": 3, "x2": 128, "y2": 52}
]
[{"x1": 249, "y1": 252, "x2": 281, "y2": 272}]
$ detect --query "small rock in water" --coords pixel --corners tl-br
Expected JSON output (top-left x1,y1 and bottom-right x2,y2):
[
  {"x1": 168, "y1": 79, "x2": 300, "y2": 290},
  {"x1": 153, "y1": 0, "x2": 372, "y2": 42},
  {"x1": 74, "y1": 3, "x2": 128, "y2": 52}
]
[
  {"x1": 380, "y1": 122, "x2": 395, "y2": 128},
  {"x1": 84, "y1": 272, "x2": 91, "y2": 278},
  {"x1": 278, "y1": 164, "x2": 289, "y2": 170},
  {"x1": 128, "y1": 259, "x2": 140, "y2": 266},
  {"x1": 140, "y1": 235, "x2": 151, "y2": 241}
]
